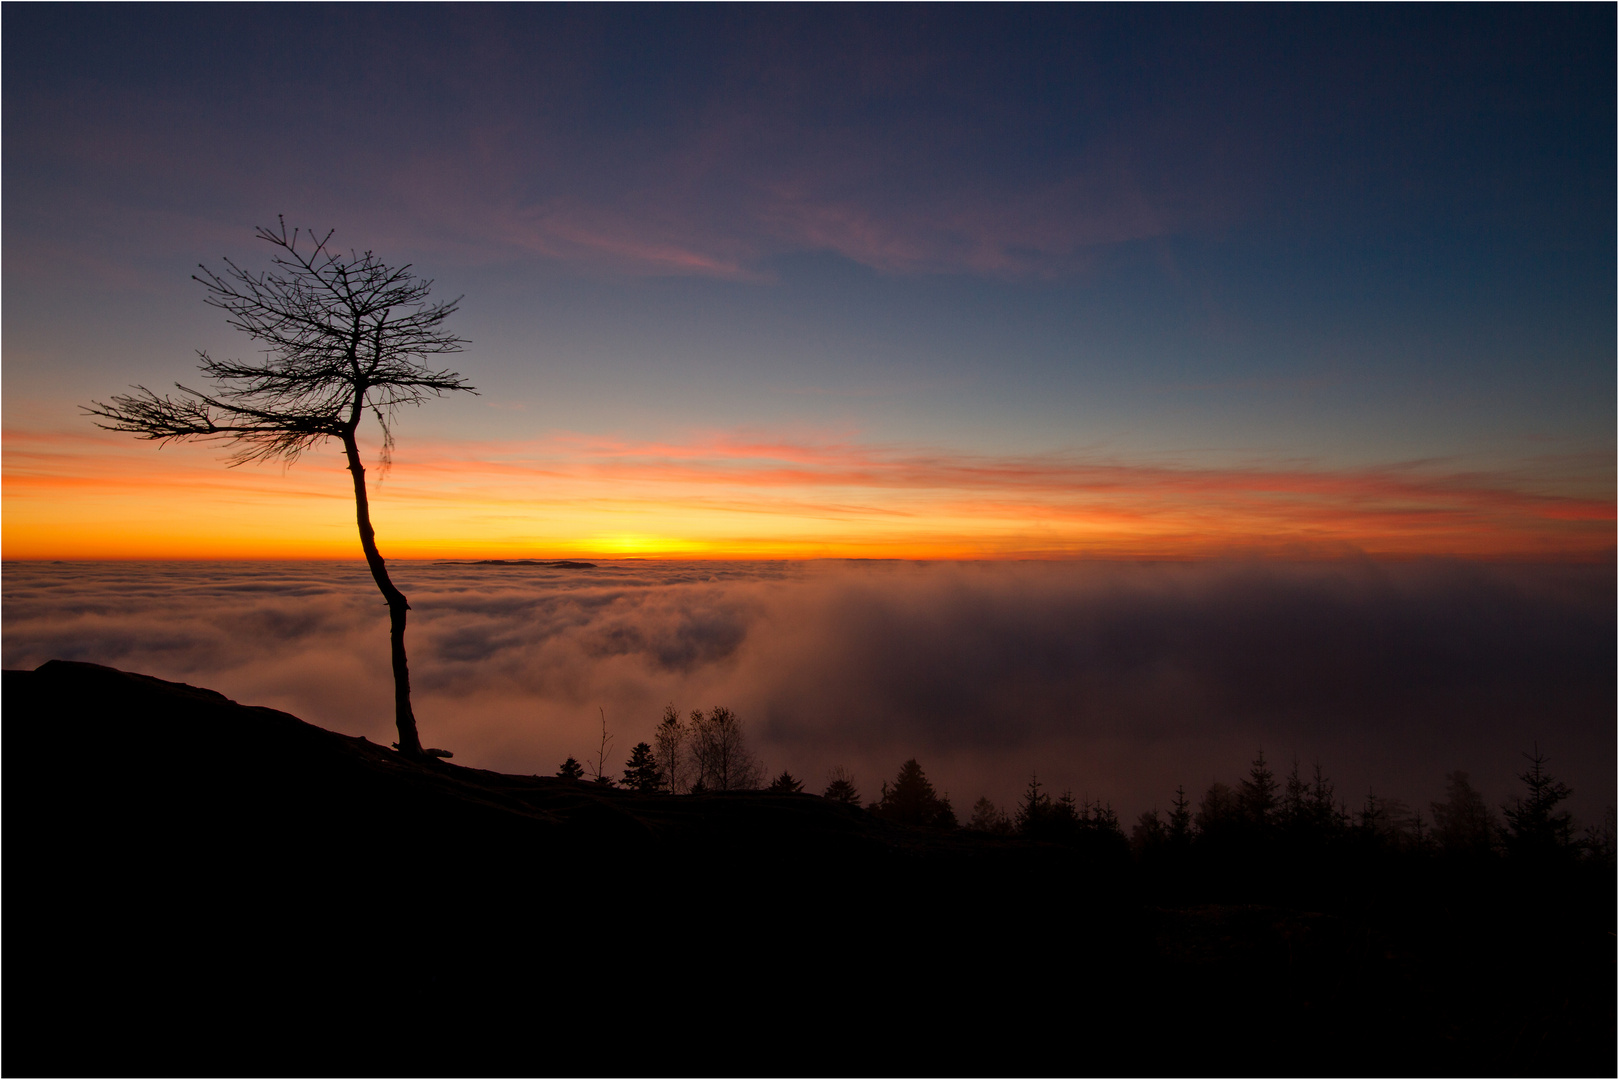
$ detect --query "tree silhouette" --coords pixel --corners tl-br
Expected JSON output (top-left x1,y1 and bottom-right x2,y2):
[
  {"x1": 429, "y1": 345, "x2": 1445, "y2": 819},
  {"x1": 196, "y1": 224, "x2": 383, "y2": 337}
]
[
  {"x1": 1280, "y1": 757, "x2": 1308, "y2": 832},
  {"x1": 688, "y1": 707, "x2": 761, "y2": 791},
  {"x1": 1430, "y1": 771, "x2": 1496, "y2": 857},
  {"x1": 621, "y1": 743, "x2": 663, "y2": 792},
  {"x1": 969, "y1": 796, "x2": 1012, "y2": 834},
  {"x1": 1015, "y1": 775, "x2": 1054, "y2": 837},
  {"x1": 1359, "y1": 790, "x2": 1419, "y2": 849},
  {"x1": 556, "y1": 757, "x2": 585, "y2": 780},
  {"x1": 1581, "y1": 808, "x2": 1615, "y2": 866},
  {"x1": 767, "y1": 771, "x2": 804, "y2": 794},
  {"x1": 1167, "y1": 785, "x2": 1193, "y2": 846},
  {"x1": 1306, "y1": 762, "x2": 1346, "y2": 837},
  {"x1": 1054, "y1": 789, "x2": 1083, "y2": 837},
  {"x1": 85, "y1": 219, "x2": 472, "y2": 760},
  {"x1": 822, "y1": 767, "x2": 860, "y2": 806},
  {"x1": 1195, "y1": 781, "x2": 1241, "y2": 841},
  {"x1": 876, "y1": 759, "x2": 955, "y2": 828},
  {"x1": 590, "y1": 707, "x2": 616, "y2": 787},
  {"x1": 1239, "y1": 749, "x2": 1278, "y2": 829},
  {"x1": 1131, "y1": 808, "x2": 1168, "y2": 854},
  {"x1": 1503, "y1": 746, "x2": 1575, "y2": 859},
  {"x1": 653, "y1": 705, "x2": 688, "y2": 794}
]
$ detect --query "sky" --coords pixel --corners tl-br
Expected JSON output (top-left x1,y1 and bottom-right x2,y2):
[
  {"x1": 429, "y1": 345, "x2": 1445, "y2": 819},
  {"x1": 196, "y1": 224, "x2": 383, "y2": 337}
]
[
  {"x1": 1, "y1": 9, "x2": 1613, "y2": 822},
  {"x1": 3, "y1": 6, "x2": 1613, "y2": 559}
]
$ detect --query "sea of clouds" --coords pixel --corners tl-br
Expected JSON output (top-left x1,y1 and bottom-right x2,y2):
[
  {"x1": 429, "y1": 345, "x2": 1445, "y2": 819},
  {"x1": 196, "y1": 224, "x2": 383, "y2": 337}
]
[{"x1": 4, "y1": 558, "x2": 1612, "y2": 826}]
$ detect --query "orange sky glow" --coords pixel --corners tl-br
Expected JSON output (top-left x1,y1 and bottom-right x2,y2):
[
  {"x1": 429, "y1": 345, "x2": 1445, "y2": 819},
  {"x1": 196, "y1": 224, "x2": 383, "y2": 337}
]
[{"x1": 4, "y1": 427, "x2": 1612, "y2": 561}]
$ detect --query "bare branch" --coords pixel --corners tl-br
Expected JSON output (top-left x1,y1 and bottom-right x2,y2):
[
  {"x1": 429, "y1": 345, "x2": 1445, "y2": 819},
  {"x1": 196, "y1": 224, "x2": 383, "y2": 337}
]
[{"x1": 104, "y1": 221, "x2": 474, "y2": 467}]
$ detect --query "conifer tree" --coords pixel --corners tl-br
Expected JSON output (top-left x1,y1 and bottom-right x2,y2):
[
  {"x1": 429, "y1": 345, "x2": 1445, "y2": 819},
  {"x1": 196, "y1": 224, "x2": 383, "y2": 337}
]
[
  {"x1": 1503, "y1": 746, "x2": 1575, "y2": 859},
  {"x1": 1087, "y1": 799, "x2": 1123, "y2": 838},
  {"x1": 1015, "y1": 775, "x2": 1053, "y2": 837},
  {"x1": 876, "y1": 759, "x2": 955, "y2": 828},
  {"x1": 822, "y1": 767, "x2": 861, "y2": 806},
  {"x1": 556, "y1": 757, "x2": 585, "y2": 780},
  {"x1": 621, "y1": 742, "x2": 663, "y2": 792},
  {"x1": 767, "y1": 771, "x2": 804, "y2": 794},
  {"x1": 1239, "y1": 749, "x2": 1278, "y2": 828},
  {"x1": 1168, "y1": 785, "x2": 1193, "y2": 845},
  {"x1": 1307, "y1": 762, "x2": 1344, "y2": 837},
  {"x1": 1281, "y1": 757, "x2": 1308, "y2": 831}
]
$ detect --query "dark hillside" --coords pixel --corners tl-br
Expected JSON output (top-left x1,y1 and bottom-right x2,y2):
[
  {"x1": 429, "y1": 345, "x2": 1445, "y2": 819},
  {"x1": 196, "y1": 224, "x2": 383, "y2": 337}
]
[{"x1": 5, "y1": 661, "x2": 1612, "y2": 1077}]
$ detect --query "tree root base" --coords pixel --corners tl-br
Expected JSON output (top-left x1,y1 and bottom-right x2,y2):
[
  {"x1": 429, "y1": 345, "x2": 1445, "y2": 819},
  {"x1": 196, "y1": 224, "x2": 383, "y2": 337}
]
[{"x1": 392, "y1": 744, "x2": 454, "y2": 760}]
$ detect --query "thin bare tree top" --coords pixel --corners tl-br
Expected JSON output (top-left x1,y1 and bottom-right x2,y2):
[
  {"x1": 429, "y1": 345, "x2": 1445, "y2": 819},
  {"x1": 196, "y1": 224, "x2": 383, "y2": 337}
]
[{"x1": 86, "y1": 217, "x2": 474, "y2": 466}]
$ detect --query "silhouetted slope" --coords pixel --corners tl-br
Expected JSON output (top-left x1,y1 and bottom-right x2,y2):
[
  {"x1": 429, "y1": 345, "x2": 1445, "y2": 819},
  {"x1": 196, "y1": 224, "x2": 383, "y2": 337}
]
[
  {"x1": 6, "y1": 662, "x2": 1133, "y2": 1076},
  {"x1": 5, "y1": 661, "x2": 1612, "y2": 1078},
  {"x1": 5, "y1": 660, "x2": 1072, "y2": 871}
]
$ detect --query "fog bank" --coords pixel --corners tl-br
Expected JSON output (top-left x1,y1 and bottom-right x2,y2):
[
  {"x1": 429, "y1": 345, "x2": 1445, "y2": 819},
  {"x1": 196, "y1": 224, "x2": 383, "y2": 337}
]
[{"x1": 4, "y1": 558, "x2": 1612, "y2": 827}]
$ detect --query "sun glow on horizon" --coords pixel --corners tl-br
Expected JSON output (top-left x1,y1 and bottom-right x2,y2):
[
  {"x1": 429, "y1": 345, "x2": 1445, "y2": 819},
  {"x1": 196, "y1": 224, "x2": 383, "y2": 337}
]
[{"x1": 4, "y1": 426, "x2": 1612, "y2": 563}]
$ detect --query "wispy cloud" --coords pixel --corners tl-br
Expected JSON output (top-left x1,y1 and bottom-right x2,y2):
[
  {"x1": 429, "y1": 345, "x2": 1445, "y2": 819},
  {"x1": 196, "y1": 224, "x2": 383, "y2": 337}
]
[
  {"x1": 6, "y1": 428, "x2": 1612, "y2": 560},
  {"x1": 8, "y1": 11, "x2": 1243, "y2": 283}
]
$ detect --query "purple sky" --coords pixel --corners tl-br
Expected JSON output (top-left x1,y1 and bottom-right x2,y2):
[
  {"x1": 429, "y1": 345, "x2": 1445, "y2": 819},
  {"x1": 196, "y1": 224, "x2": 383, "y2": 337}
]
[{"x1": 6, "y1": 7, "x2": 1613, "y2": 477}]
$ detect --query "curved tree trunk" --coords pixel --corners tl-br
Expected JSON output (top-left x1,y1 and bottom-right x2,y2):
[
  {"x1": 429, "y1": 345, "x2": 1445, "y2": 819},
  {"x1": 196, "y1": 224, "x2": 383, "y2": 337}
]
[{"x1": 342, "y1": 432, "x2": 425, "y2": 758}]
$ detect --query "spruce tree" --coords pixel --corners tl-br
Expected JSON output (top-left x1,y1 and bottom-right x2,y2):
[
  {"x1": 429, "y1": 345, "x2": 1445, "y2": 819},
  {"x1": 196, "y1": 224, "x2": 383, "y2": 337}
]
[
  {"x1": 1503, "y1": 747, "x2": 1575, "y2": 859},
  {"x1": 1168, "y1": 785, "x2": 1193, "y2": 845},
  {"x1": 1239, "y1": 749, "x2": 1278, "y2": 828},
  {"x1": 556, "y1": 757, "x2": 585, "y2": 780},
  {"x1": 621, "y1": 742, "x2": 663, "y2": 792},
  {"x1": 1281, "y1": 757, "x2": 1308, "y2": 832},
  {"x1": 822, "y1": 767, "x2": 861, "y2": 806},
  {"x1": 876, "y1": 759, "x2": 954, "y2": 827},
  {"x1": 1308, "y1": 762, "x2": 1344, "y2": 836},
  {"x1": 1015, "y1": 775, "x2": 1053, "y2": 837}
]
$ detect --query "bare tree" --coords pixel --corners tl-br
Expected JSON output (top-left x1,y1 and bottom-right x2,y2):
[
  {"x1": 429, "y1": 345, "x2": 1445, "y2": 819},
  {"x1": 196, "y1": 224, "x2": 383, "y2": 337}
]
[
  {"x1": 1430, "y1": 770, "x2": 1496, "y2": 856},
  {"x1": 653, "y1": 704, "x2": 687, "y2": 794},
  {"x1": 590, "y1": 707, "x2": 616, "y2": 787},
  {"x1": 85, "y1": 219, "x2": 473, "y2": 759},
  {"x1": 687, "y1": 706, "x2": 761, "y2": 791},
  {"x1": 968, "y1": 795, "x2": 1012, "y2": 834}
]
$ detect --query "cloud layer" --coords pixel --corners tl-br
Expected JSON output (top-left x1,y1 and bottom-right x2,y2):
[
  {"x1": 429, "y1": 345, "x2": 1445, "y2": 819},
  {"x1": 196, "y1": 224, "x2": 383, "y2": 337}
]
[{"x1": 6, "y1": 558, "x2": 1611, "y2": 827}]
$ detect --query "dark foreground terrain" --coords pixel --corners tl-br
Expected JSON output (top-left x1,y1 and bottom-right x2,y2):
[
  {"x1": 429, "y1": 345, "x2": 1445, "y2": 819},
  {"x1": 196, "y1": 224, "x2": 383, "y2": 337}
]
[{"x1": 5, "y1": 661, "x2": 1613, "y2": 1076}]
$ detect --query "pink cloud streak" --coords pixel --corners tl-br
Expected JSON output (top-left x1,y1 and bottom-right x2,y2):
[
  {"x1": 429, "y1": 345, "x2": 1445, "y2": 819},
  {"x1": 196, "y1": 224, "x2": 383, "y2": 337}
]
[{"x1": 7, "y1": 426, "x2": 1610, "y2": 559}]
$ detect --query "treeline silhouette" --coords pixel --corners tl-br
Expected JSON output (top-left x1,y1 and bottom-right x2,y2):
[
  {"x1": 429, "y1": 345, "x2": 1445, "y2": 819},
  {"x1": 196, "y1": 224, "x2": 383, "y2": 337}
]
[
  {"x1": 564, "y1": 707, "x2": 1613, "y2": 883},
  {"x1": 548, "y1": 707, "x2": 1614, "y2": 1075}
]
